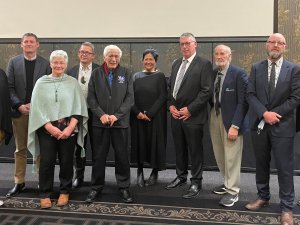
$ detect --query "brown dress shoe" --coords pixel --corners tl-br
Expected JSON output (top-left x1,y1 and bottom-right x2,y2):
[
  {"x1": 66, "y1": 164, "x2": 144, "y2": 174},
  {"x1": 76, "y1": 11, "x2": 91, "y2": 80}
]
[
  {"x1": 245, "y1": 198, "x2": 269, "y2": 210},
  {"x1": 40, "y1": 198, "x2": 52, "y2": 209},
  {"x1": 281, "y1": 211, "x2": 293, "y2": 225},
  {"x1": 57, "y1": 194, "x2": 69, "y2": 206}
]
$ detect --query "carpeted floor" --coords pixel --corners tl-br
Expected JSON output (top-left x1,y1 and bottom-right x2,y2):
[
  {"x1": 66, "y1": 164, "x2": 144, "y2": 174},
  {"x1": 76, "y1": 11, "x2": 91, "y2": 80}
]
[{"x1": 1, "y1": 164, "x2": 300, "y2": 225}]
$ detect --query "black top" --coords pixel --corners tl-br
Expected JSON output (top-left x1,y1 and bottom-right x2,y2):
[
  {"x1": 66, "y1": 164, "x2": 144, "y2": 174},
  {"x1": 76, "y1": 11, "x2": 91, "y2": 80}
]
[
  {"x1": 0, "y1": 68, "x2": 13, "y2": 144},
  {"x1": 130, "y1": 71, "x2": 167, "y2": 169},
  {"x1": 24, "y1": 58, "x2": 36, "y2": 103}
]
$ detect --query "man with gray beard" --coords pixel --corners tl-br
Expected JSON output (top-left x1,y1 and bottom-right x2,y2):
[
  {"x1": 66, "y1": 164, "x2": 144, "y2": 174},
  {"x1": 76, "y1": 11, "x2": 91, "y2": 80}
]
[
  {"x1": 209, "y1": 44, "x2": 248, "y2": 207},
  {"x1": 246, "y1": 33, "x2": 300, "y2": 225}
]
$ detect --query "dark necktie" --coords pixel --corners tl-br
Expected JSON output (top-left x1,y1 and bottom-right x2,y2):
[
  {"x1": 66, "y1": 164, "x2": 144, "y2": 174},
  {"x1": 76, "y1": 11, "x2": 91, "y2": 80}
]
[
  {"x1": 269, "y1": 62, "x2": 276, "y2": 97},
  {"x1": 215, "y1": 72, "x2": 223, "y2": 115},
  {"x1": 173, "y1": 59, "x2": 188, "y2": 99},
  {"x1": 108, "y1": 71, "x2": 113, "y2": 87}
]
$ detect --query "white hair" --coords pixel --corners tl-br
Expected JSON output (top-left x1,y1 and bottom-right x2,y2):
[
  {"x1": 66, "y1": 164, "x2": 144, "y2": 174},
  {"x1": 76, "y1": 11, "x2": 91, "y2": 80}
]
[
  {"x1": 103, "y1": 45, "x2": 122, "y2": 58},
  {"x1": 50, "y1": 50, "x2": 68, "y2": 63}
]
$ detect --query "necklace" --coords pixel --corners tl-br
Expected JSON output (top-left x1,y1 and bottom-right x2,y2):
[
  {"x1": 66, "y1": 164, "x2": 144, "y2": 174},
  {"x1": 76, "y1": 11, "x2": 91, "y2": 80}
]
[{"x1": 51, "y1": 74, "x2": 65, "y2": 102}]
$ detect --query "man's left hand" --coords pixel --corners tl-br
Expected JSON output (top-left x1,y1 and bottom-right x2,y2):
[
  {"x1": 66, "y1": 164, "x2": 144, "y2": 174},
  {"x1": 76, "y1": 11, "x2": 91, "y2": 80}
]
[{"x1": 179, "y1": 107, "x2": 191, "y2": 121}]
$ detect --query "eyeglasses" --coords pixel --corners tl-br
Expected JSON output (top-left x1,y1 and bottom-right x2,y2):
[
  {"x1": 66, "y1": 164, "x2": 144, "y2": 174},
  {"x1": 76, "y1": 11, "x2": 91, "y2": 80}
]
[
  {"x1": 78, "y1": 51, "x2": 94, "y2": 56},
  {"x1": 180, "y1": 41, "x2": 195, "y2": 47},
  {"x1": 267, "y1": 41, "x2": 286, "y2": 46}
]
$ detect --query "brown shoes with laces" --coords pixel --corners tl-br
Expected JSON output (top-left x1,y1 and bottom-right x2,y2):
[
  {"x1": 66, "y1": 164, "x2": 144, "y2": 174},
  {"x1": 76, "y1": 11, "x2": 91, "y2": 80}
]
[
  {"x1": 57, "y1": 194, "x2": 69, "y2": 206},
  {"x1": 245, "y1": 198, "x2": 269, "y2": 210},
  {"x1": 40, "y1": 198, "x2": 52, "y2": 209},
  {"x1": 281, "y1": 211, "x2": 294, "y2": 225}
]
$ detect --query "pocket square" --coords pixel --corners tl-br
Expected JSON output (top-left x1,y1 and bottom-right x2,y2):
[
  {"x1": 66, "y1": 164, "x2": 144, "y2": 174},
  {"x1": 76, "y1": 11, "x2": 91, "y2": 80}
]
[{"x1": 225, "y1": 88, "x2": 235, "y2": 92}]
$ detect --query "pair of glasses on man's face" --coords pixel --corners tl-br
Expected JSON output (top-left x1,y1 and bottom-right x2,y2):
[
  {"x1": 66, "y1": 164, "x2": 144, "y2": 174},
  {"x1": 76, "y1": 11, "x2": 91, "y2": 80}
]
[{"x1": 81, "y1": 76, "x2": 86, "y2": 84}]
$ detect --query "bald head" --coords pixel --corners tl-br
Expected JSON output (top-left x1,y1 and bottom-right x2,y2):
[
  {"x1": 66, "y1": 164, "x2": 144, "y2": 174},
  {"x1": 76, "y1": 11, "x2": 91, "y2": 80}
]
[{"x1": 266, "y1": 33, "x2": 286, "y2": 61}]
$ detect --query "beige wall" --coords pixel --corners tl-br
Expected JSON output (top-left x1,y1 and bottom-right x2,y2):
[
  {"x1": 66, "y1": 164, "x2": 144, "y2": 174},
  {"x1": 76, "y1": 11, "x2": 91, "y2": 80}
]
[{"x1": 1, "y1": 0, "x2": 273, "y2": 38}]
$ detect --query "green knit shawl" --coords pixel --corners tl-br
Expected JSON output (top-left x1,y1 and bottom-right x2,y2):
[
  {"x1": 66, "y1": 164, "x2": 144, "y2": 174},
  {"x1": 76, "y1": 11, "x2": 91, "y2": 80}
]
[{"x1": 28, "y1": 74, "x2": 88, "y2": 163}]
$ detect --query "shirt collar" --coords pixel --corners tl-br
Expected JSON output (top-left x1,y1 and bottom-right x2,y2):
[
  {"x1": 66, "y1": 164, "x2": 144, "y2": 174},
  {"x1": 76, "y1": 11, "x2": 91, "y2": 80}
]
[
  {"x1": 80, "y1": 62, "x2": 92, "y2": 71},
  {"x1": 183, "y1": 52, "x2": 196, "y2": 63},
  {"x1": 268, "y1": 57, "x2": 283, "y2": 67},
  {"x1": 24, "y1": 55, "x2": 37, "y2": 61}
]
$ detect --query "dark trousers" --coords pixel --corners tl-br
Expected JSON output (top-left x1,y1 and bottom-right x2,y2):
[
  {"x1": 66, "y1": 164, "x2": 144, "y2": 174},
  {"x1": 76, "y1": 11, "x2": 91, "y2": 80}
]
[
  {"x1": 171, "y1": 118, "x2": 204, "y2": 185},
  {"x1": 37, "y1": 128, "x2": 77, "y2": 198},
  {"x1": 251, "y1": 128, "x2": 294, "y2": 212},
  {"x1": 91, "y1": 127, "x2": 130, "y2": 191},
  {"x1": 73, "y1": 109, "x2": 93, "y2": 180}
]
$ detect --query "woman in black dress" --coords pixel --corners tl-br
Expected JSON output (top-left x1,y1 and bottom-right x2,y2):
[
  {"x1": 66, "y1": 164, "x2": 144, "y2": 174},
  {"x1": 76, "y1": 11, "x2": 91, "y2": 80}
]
[{"x1": 131, "y1": 49, "x2": 167, "y2": 187}]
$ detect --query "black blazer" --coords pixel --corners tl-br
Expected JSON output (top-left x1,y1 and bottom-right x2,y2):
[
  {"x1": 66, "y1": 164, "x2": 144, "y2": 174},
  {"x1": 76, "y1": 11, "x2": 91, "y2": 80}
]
[
  {"x1": 247, "y1": 59, "x2": 300, "y2": 137},
  {"x1": 67, "y1": 63, "x2": 100, "y2": 79},
  {"x1": 7, "y1": 54, "x2": 51, "y2": 117},
  {"x1": 212, "y1": 64, "x2": 248, "y2": 134},
  {"x1": 168, "y1": 55, "x2": 213, "y2": 125},
  {"x1": 87, "y1": 64, "x2": 134, "y2": 128}
]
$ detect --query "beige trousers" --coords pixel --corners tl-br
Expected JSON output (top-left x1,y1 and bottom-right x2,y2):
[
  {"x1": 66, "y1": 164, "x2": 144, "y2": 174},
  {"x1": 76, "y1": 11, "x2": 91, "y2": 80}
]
[
  {"x1": 12, "y1": 114, "x2": 29, "y2": 184},
  {"x1": 209, "y1": 110, "x2": 243, "y2": 195}
]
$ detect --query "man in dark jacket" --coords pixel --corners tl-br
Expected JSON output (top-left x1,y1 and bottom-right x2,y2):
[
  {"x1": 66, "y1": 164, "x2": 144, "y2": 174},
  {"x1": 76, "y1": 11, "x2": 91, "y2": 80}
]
[
  {"x1": 67, "y1": 42, "x2": 99, "y2": 188},
  {"x1": 85, "y1": 45, "x2": 134, "y2": 203},
  {"x1": 6, "y1": 33, "x2": 51, "y2": 198}
]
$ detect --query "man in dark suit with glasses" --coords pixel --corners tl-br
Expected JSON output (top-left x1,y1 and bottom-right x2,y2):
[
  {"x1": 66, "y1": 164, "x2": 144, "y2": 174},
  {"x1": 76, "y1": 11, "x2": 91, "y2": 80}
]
[{"x1": 67, "y1": 42, "x2": 99, "y2": 188}]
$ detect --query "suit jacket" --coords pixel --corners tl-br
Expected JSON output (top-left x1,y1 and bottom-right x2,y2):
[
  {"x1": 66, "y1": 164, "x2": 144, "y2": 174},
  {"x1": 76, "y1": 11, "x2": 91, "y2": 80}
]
[
  {"x1": 87, "y1": 64, "x2": 134, "y2": 128},
  {"x1": 7, "y1": 54, "x2": 51, "y2": 117},
  {"x1": 67, "y1": 63, "x2": 100, "y2": 79},
  {"x1": 247, "y1": 59, "x2": 300, "y2": 137},
  {"x1": 168, "y1": 55, "x2": 213, "y2": 125},
  {"x1": 212, "y1": 64, "x2": 248, "y2": 134}
]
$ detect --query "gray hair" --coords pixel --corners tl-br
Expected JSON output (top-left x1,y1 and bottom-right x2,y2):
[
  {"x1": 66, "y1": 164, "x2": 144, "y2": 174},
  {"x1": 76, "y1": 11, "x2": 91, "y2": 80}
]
[
  {"x1": 81, "y1": 42, "x2": 95, "y2": 52},
  {"x1": 103, "y1": 45, "x2": 122, "y2": 58},
  {"x1": 50, "y1": 50, "x2": 68, "y2": 63},
  {"x1": 180, "y1": 32, "x2": 196, "y2": 42}
]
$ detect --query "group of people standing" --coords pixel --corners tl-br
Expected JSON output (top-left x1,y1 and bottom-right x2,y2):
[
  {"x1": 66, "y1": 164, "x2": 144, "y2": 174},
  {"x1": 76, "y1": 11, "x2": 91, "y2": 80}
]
[{"x1": 0, "y1": 31, "x2": 299, "y2": 225}]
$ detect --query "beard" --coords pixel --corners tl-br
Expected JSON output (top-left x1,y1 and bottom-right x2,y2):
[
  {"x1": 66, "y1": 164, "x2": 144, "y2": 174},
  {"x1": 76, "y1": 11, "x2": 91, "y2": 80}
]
[
  {"x1": 268, "y1": 51, "x2": 282, "y2": 59},
  {"x1": 215, "y1": 61, "x2": 228, "y2": 68}
]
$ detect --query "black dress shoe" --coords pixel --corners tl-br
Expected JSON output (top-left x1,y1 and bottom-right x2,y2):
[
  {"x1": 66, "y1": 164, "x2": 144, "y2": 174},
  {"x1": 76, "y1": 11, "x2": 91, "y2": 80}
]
[
  {"x1": 85, "y1": 190, "x2": 100, "y2": 203},
  {"x1": 72, "y1": 178, "x2": 83, "y2": 188},
  {"x1": 165, "y1": 177, "x2": 187, "y2": 190},
  {"x1": 137, "y1": 168, "x2": 145, "y2": 188},
  {"x1": 120, "y1": 189, "x2": 133, "y2": 203},
  {"x1": 183, "y1": 184, "x2": 201, "y2": 199},
  {"x1": 145, "y1": 169, "x2": 158, "y2": 187},
  {"x1": 6, "y1": 183, "x2": 25, "y2": 198}
]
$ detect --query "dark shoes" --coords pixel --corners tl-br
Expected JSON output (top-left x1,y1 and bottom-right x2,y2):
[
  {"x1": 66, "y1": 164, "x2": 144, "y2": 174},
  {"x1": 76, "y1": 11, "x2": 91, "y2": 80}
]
[
  {"x1": 6, "y1": 183, "x2": 26, "y2": 198},
  {"x1": 213, "y1": 184, "x2": 227, "y2": 195},
  {"x1": 281, "y1": 211, "x2": 294, "y2": 225},
  {"x1": 165, "y1": 177, "x2": 187, "y2": 190},
  {"x1": 72, "y1": 178, "x2": 84, "y2": 188},
  {"x1": 120, "y1": 189, "x2": 133, "y2": 203},
  {"x1": 85, "y1": 190, "x2": 100, "y2": 203},
  {"x1": 245, "y1": 198, "x2": 269, "y2": 210},
  {"x1": 145, "y1": 169, "x2": 158, "y2": 187},
  {"x1": 137, "y1": 168, "x2": 145, "y2": 188},
  {"x1": 219, "y1": 193, "x2": 239, "y2": 207},
  {"x1": 183, "y1": 184, "x2": 201, "y2": 199}
]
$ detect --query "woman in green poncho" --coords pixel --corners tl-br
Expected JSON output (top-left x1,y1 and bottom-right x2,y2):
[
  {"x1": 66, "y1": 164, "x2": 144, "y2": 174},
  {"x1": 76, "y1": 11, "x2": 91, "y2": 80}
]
[{"x1": 28, "y1": 50, "x2": 88, "y2": 209}]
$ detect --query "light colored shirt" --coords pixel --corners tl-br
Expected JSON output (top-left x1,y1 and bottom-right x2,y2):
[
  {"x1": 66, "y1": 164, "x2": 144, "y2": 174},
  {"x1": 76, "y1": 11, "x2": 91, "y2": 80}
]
[
  {"x1": 268, "y1": 57, "x2": 283, "y2": 87},
  {"x1": 78, "y1": 63, "x2": 92, "y2": 101},
  {"x1": 173, "y1": 52, "x2": 196, "y2": 97}
]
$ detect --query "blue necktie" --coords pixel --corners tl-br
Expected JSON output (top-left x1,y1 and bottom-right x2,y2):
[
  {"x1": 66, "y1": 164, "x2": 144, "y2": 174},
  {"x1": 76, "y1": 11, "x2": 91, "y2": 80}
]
[{"x1": 108, "y1": 71, "x2": 113, "y2": 87}]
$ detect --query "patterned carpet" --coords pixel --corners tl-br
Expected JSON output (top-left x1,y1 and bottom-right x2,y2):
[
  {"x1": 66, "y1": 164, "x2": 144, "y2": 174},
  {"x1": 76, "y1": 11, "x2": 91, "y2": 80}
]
[{"x1": 1, "y1": 195, "x2": 300, "y2": 225}]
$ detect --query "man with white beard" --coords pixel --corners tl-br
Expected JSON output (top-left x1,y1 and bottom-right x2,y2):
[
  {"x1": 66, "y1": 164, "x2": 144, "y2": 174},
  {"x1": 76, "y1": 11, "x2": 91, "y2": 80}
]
[{"x1": 209, "y1": 44, "x2": 248, "y2": 207}]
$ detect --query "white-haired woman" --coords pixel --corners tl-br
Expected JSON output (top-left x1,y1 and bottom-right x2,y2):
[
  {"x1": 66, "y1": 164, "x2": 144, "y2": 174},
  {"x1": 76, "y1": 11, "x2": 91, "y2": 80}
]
[{"x1": 28, "y1": 50, "x2": 88, "y2": 209}]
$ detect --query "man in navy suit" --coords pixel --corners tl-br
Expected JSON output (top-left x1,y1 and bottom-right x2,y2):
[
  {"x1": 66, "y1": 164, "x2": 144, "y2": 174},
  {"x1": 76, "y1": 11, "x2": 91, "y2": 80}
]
[
  {"x1": 166, "y1": 32, "x2": 213, "y2": 198},
  {"x1": 209, "y1": 44, "x2": 248, "y2": 207},
  {"x1": 67, "y1": 42, "x2": 99, "y2": 188},
  {"x1": 6, "y1": 33, "x2": 51, "y2": 198},
  {"x1": 246, "y1": 33, "x2": 300, "y2": 225}
]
